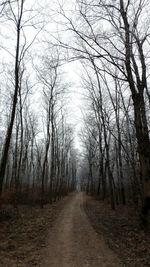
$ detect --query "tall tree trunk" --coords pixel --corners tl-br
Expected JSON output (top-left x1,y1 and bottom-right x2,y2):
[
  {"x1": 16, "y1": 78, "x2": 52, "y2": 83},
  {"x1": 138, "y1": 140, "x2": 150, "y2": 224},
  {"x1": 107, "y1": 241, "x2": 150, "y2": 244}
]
[
  {"x1": 0, "y1": 15, "x2": 22, "y2": 196},
  {"x1": 120, "y1": 0, "x2": 150, "y2": 226},
  {"x1": 49, "y1": 104, "x2": 55, "y2": 203}
]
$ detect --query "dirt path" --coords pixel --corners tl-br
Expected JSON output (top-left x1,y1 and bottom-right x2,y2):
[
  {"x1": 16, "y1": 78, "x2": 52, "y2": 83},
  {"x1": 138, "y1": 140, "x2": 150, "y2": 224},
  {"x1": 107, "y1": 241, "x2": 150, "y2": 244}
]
[{"x1": 41, "y1": 193, "x2": 121, "y2": 267}]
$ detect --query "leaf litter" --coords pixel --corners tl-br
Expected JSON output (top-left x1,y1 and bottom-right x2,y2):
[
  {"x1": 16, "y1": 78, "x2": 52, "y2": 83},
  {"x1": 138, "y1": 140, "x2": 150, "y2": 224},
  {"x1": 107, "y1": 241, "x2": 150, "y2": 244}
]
[
  {"x1": 0, "y1": 197, "x2": 69, "y2": 267},
  {"x1": 84, "y1": 196, "x2": 150, "y2": 267}
]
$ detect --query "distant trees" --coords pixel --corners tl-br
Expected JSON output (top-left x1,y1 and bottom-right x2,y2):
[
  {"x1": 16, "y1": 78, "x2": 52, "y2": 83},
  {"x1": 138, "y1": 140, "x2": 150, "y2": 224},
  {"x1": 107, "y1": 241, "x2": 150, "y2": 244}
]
[
  {"x1": 37, "y1": 52, "x2": 77, "y2": 206},
  {"x1": 1, "y1": 0, "x2": 150, "y2": 227},
  {"x1": 56, "y1": 0, "x2": 150, "y2": 215},
  {"x1": 0, "y1": 0, "x2": 77, "y2": 207},
  {"x1": 79, "y1": 59, "x2": 139, "y2": 209}
]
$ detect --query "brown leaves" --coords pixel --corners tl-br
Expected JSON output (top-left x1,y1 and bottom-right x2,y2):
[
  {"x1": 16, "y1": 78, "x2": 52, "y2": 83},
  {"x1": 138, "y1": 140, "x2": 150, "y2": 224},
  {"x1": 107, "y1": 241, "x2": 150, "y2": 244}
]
[
  {"x1": 84, "y1": 197, "x2": 150, "y2": 267},
  {"x1": 0, "y1": 198, "x2": 67, "y2": 267}
]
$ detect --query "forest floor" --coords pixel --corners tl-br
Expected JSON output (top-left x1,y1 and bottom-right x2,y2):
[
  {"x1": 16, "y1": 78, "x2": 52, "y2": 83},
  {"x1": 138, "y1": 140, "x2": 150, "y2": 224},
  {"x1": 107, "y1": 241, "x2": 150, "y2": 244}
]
[
  {"x1": 0, "y1": 192, "x2": 121, "y2": 267},
  {"x1": 1, "y1": 192, "x2": 149, "y2": 267},
  {"x1": 0, "y1": 195, "x2": 69, "y2": 267},
  {"x1": 85, "y1": 195, "x2": 150, "y2": 266}
]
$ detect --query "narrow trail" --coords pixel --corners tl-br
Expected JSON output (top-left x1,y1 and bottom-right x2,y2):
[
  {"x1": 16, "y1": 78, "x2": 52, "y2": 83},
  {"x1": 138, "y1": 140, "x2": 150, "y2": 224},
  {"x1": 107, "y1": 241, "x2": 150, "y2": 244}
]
[{"x1": 41, "y1": 193, "x2": 121, "y2": 267}]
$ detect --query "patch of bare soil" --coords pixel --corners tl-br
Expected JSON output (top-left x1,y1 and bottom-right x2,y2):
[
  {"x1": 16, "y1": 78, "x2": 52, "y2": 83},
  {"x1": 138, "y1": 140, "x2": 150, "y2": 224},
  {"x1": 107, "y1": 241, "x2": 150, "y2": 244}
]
[
  {"x1": 84, "y1": 196, "x2": 150, "y2": 267},
  {"x1": 0, "y1": 196, "x2": 69, "y2": 267}
]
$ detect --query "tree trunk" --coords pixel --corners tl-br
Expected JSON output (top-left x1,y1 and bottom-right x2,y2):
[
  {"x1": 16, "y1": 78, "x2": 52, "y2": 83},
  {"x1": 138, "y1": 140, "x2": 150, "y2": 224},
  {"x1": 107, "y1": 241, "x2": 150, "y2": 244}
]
[{"x1": 0, "y1": 23, "x2": 21, "y2": 196}]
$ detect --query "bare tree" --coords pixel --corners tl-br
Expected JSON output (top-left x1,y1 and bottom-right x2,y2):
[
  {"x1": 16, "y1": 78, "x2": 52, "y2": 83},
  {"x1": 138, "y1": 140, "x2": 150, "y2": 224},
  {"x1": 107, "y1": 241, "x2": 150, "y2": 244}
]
[
  {"x1": 56, "y1": 0, "x2": 150, "y2": 219},
  {"x1": 0, "y1": 0, "x2": 44, "y2": 198}
]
